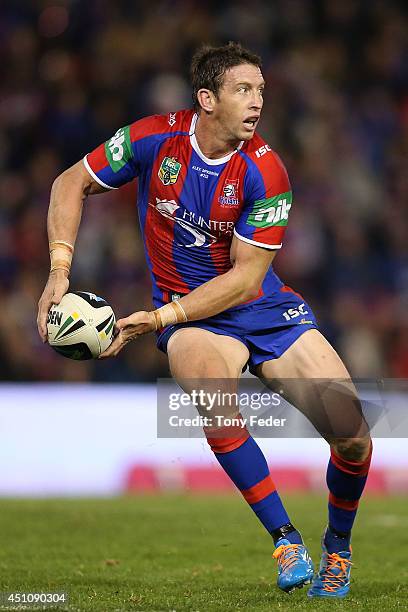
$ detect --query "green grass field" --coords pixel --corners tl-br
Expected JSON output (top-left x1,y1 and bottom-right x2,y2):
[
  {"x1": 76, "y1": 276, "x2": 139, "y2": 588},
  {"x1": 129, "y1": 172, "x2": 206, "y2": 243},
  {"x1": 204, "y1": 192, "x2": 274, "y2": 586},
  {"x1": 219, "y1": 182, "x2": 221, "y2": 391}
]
[{"x1": 0, "y1": 494, "x2": 407, "y2": 611}]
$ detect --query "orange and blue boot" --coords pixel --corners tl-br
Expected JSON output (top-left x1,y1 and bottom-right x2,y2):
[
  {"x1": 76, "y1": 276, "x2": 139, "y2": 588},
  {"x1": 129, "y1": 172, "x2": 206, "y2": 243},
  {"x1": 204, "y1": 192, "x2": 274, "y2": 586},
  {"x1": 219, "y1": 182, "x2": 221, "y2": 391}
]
[
  {"x1": 308, "y1": 536, "x2": 352, "y2": 598},
  {"x1": 273, "y1": 538, "x2": 314, "y2": 593}
]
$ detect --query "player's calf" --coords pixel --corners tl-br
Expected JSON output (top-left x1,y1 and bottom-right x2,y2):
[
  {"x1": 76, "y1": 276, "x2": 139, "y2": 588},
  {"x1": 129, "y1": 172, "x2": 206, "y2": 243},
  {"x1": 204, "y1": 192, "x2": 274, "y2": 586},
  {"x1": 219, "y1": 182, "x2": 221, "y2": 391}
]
[
  {"x1": 308, "y1": 437, "x2": 373, "y2": 598},
  {"x1": 206, "y1": 425, "x2": 313, "y2": 593}
]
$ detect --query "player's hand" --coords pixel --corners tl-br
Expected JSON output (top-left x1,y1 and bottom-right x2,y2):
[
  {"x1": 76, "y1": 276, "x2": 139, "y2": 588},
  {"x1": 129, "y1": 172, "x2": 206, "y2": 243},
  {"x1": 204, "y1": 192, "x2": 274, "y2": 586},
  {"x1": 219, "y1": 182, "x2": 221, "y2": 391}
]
[
  {"x1": 99, "y1": 310, "x2": 156, "y2": 359},
  {"x1": 37, "y1": 270, "x2": 69, "y2": 343}
]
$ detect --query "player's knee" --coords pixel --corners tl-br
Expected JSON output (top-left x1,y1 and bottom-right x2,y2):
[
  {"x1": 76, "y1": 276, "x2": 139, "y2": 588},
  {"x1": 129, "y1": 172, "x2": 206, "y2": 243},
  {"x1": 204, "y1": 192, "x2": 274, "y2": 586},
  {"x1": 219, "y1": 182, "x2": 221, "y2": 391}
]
[{"x1": 331, "y1": 435, "x2": 372, "y2": 462}]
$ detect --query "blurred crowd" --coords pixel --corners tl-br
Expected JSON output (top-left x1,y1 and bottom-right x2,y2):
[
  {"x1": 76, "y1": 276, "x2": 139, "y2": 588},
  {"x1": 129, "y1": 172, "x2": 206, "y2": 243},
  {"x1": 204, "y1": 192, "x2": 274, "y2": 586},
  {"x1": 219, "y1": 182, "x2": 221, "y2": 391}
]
[{"x1": 0, "y1": 0, "x2": 407, "y2": 382}]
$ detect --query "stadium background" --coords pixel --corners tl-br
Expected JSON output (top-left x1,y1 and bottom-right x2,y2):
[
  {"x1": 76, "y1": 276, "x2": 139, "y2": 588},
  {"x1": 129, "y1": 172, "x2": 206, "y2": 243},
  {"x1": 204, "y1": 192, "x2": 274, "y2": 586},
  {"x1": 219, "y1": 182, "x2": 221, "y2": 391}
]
[{"x1": 0, "y1": 1, "x2": 407, "y2": 498}]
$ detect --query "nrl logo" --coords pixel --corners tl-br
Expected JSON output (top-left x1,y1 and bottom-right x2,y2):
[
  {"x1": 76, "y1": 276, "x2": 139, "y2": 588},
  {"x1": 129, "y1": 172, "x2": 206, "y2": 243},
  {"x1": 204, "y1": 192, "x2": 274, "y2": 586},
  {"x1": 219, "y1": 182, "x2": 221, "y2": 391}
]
[{"x1": 158, "y1": 156, "x2": 182, "y2": 186}]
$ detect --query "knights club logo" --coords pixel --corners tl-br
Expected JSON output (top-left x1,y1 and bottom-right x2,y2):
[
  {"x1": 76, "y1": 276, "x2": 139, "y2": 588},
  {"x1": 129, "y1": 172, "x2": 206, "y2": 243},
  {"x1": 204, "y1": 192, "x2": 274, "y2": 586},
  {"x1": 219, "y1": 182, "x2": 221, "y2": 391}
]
[
  {"x1": 219, "y1": 178, "x2": 239, "y2": 206},
  {"x1": 158, "y1": 157, "x2": 182, "y2": 185}
]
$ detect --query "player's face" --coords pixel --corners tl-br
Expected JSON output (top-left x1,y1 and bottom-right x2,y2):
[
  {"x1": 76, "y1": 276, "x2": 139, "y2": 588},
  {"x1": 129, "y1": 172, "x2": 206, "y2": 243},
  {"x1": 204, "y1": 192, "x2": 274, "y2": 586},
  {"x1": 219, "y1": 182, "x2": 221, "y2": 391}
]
[{"x1": 215, "y1": 64, "x2": 265, "y2": 142}]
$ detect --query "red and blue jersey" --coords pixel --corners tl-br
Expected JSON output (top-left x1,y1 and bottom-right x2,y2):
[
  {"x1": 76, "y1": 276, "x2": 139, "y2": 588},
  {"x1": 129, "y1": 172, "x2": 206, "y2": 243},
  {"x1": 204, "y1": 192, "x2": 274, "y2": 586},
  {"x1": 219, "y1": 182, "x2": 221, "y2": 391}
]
[{"x1": 84, "y1": 109, "x2": 293, "y2": 305}]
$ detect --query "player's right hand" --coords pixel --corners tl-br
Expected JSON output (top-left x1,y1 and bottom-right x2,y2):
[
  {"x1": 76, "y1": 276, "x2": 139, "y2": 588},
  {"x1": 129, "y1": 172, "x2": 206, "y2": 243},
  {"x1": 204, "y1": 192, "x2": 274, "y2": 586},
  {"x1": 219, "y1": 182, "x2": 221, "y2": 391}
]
[
  {"x1": 37, "y1": 270, "x2": 69, "y2": 343},
  {"x1": 98, "y1": 310, "x2": 157, "y2": 358}
]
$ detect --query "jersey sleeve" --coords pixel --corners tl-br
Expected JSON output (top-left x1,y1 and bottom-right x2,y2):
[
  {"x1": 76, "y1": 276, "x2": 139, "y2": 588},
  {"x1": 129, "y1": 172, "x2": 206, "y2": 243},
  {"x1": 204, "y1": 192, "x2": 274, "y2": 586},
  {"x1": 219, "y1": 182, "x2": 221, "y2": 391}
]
[
  {"x1": 234, "y1": 149, "x2": 292, "y2": 249},
  {"x1": 83, "y1": 116, "x2": 168, "y2": 189}
]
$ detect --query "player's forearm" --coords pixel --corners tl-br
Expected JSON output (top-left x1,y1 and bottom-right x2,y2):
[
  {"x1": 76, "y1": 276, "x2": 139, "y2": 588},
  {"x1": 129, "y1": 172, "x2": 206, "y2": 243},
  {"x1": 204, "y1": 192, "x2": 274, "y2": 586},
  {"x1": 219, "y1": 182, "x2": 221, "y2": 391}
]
[
  {"x1": 47, "y1": 162, "x2": 106, "y2": 276},
  {"x1": 47, "y1": 165, "x2": 87, "y2": 248},
  {"x1": 149, "y1": 267, "x2": 260, "y2": 331},
  {"x1": 151, "y1": 240, "x2": 276, "y2": 331},
  {"x1": 177, "y1": 267, "x2": 259, "y2": 321}
]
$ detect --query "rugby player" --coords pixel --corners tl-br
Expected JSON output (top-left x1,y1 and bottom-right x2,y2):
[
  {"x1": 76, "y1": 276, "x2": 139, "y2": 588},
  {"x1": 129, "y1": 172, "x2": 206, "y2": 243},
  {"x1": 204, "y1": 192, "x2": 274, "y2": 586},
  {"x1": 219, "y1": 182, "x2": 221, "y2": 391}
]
[{"x1": 37, "y1": 42, "x2": 372, "y2": 598}]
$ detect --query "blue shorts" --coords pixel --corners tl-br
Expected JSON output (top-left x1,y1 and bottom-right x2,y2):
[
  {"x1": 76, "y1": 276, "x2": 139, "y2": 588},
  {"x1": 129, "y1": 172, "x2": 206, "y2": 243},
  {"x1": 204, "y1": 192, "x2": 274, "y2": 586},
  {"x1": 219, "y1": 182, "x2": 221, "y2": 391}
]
[{"x1": 155, "y1": 289, "x2": 318, "y2": 375}]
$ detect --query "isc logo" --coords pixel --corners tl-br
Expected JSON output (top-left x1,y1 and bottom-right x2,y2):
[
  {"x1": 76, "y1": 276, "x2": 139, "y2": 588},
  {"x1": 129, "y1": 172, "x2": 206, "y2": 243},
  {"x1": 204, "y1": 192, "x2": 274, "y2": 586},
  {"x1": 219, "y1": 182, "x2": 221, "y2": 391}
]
[
  {"x1": 48, "y1": 310, "x2": 63, "y2": 325},
  {"x1": 255, "y1": 144, "x2": 271, "y2": 158},
  {"x1": 282, "y1": 303, "x2": 309, "y2": 322}
]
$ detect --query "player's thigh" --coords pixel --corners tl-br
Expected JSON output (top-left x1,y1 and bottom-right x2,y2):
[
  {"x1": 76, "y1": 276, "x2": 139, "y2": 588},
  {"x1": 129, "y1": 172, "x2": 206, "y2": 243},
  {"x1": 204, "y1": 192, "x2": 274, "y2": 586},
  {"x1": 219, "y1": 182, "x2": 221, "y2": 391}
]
[
  {"x1": 257, "y1": 329, "x2": 370, "y2": 444},
  {"x1": 168, "y1": 327, "x2": 249, "y2": 379},
  {"x1": 257, "y1": 329, "x2": 350, "y2": 380},
  {"x1": 168, "y1": 327, "x2": 249, "y2": 417}
]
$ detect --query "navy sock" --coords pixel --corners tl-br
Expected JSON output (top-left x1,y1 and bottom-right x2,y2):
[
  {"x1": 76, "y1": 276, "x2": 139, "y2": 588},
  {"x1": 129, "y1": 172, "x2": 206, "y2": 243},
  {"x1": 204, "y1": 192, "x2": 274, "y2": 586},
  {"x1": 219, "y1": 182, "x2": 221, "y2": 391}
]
[
  {"x1": 325, "y1": 443, "x2": 372, "y2": 553},
  {"x1": 273, "y1": 524, "x2": 303, "y2": 545},
  {"x1": 207, "y1": 429, "x2": 300, "y2": 541},
  {"x1": 324, "y1": 525, "x2": 351, "y2": 553}
]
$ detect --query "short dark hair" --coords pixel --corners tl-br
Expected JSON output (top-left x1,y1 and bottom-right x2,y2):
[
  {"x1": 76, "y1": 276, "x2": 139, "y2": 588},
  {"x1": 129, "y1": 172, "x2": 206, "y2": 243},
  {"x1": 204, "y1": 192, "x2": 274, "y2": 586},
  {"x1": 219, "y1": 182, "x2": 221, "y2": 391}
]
[{"x1": 190, "y1": 41, "x2": 262, "y2": 111}]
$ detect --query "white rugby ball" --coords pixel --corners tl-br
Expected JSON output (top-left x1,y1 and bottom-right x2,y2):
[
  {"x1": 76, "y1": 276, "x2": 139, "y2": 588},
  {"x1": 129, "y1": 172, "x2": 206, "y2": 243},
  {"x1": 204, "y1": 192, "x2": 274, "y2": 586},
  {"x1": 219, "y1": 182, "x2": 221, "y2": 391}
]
[{"x1": 47, "y1": 291, "x2": 116, "y2": 360}]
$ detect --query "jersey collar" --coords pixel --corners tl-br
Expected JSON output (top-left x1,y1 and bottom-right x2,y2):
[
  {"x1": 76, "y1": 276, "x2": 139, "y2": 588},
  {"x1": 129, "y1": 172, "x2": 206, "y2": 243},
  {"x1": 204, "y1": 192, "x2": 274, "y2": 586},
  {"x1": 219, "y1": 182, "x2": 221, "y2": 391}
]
[{"x1": 189, "y1": 113, "x2": 243, "y2": 166}]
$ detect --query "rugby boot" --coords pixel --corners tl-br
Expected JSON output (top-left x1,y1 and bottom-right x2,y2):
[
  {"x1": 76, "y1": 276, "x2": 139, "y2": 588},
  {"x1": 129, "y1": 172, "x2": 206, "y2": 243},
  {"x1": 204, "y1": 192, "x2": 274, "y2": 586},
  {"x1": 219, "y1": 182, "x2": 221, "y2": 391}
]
[
  {"x1": 273, "y1": 538, "x2": 314, "y2": 593},
  {"x1": 308, "y1": 542, "x2": 352, "y2": 598}
]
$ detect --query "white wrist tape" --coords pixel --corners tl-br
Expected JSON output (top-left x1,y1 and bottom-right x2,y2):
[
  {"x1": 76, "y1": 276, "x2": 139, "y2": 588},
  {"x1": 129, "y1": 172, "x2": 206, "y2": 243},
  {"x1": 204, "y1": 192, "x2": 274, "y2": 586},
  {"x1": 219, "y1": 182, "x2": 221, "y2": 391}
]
[
  {"x1": 151, "y1": 300, "x2": 188, "y2": 330},
  {"x1": 49, "y1": 240, "x2": 74, "y2": 274}
]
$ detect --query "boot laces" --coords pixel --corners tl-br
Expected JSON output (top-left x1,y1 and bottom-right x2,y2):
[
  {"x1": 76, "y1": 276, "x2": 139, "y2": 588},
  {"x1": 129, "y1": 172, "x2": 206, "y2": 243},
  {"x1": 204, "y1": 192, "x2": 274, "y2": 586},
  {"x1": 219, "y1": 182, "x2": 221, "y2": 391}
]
[
  {"x1": 320, "y1": 552, "x2": 352, "y2": 592},
  {"x1": 273, "y1": 544, "x2": 304, "y2": 572}
]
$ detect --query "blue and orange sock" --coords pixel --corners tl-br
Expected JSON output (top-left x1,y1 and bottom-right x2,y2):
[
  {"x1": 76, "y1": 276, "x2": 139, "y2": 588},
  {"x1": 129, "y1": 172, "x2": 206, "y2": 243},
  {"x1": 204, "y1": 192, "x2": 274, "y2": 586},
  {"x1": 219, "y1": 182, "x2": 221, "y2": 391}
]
[
  {"x1": 206, "y1": 420, "x2": 302, "y2": 545},
  {"x1": 325, "y1": 441, "x2": 372, "y2": 553}
]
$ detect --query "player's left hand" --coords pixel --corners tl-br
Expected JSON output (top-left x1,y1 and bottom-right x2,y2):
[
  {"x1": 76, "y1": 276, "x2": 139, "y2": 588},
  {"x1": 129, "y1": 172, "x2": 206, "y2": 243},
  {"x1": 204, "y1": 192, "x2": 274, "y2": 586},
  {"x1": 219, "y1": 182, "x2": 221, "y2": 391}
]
[{"x1": 99, "y1": 310, "x2": 156, "y2": 358}]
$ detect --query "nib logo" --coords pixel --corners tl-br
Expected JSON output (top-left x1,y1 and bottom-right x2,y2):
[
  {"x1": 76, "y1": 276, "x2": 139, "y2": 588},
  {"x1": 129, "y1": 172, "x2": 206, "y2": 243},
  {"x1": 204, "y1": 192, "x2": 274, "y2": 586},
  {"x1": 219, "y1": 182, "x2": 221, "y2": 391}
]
[{"x1": 248, "y1": 191, "x2": 293, "y2": 228}]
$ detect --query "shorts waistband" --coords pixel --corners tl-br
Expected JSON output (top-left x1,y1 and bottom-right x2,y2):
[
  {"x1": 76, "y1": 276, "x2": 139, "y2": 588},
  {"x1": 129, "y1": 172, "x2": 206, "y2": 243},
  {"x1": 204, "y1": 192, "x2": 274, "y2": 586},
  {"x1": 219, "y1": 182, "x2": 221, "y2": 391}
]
[{"x1": 161, "y1": 290, "x2": 188, "y2": 303}]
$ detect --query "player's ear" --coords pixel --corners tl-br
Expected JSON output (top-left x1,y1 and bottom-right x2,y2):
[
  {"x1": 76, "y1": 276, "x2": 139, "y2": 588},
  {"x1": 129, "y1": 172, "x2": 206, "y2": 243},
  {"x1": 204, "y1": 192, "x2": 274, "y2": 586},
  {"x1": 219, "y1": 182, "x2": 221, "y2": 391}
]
[{"x1": 196, "y1": 88, "x2": 216, "y2": 114}]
